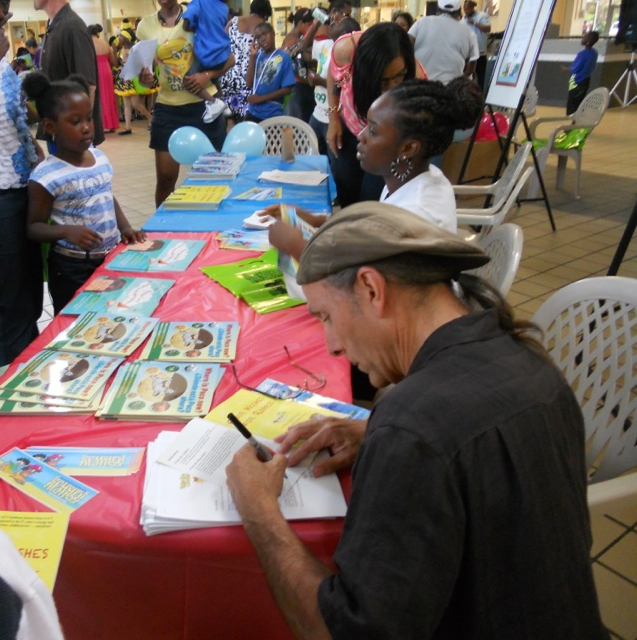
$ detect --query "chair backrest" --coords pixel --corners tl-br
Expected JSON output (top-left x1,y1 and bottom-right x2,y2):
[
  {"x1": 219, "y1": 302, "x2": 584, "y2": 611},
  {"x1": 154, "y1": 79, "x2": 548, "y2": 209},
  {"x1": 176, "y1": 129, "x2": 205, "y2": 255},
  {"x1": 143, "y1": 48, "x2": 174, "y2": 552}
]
[
  {"x1": 468, "y1": 223, "x2": 523, "y2": 296},
  {"x1": 259, "y1": 116, "x2": 320, "y2": 155},
  {"x1": 490, "y1": 142, "x2": 532, "y2": 207},
  {"x1": 572, "y1": 87, "x2": 610, "y2": 128},
  {"x1": 532, "y1": 277, "x2": 637, "y2": 483}
]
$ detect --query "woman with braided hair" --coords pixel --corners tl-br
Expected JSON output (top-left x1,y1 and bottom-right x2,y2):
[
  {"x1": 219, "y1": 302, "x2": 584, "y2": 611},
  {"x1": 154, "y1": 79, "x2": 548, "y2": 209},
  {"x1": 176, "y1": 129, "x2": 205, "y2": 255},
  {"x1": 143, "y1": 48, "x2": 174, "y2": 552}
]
[{"x1": 357, "y1": 76, "x2": 483, "y2": 232}]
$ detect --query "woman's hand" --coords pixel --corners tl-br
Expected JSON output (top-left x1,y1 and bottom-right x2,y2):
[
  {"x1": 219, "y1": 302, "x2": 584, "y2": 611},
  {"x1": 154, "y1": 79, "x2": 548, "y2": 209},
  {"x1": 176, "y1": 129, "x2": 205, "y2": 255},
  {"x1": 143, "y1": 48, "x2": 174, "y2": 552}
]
[
  {"x1": 326, "y1": 118, "x2": 343, "y2": 157},
  {"x1": 183, "y1": 72, "x2": 208, "y2": 95}
]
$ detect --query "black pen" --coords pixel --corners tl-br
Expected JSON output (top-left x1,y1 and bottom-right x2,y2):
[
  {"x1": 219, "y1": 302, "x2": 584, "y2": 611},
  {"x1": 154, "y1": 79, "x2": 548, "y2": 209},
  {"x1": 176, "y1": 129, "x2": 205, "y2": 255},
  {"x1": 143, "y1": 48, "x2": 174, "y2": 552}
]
[{"x1": 227, "y1": 413, "x2": 288, "y2": 479}]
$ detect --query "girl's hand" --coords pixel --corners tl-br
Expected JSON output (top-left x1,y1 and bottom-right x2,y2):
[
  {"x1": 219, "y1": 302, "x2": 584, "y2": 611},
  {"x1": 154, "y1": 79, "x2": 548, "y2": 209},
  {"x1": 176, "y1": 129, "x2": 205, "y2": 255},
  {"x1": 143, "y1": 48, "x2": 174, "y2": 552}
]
[
  {"x1": 120, "y1": 227, "x2": 147, "y2": 244},
  {"x1": 65, "y1": 226, "x2": 103, "y2": 251},
  {"x1": 326, "y1": 118, "x2": 343, "y2": 157}
]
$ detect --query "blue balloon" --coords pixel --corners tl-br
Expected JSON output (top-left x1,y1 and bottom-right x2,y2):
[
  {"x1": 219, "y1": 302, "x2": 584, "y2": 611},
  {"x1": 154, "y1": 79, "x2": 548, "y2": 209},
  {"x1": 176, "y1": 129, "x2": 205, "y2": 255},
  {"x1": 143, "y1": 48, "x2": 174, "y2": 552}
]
[
  {"x1": 222, "y1": 122, "x2": 266, "y2": 155},
  {"x1": 168, "y1": 126, "x2": 215, "y2": 165}
]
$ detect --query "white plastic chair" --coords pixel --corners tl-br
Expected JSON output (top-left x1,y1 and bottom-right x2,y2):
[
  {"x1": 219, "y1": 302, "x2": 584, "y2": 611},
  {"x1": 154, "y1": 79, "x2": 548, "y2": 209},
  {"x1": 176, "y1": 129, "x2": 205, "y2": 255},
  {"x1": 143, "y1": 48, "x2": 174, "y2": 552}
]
[
  {"x1": 454, "y1": 142, "x2": 533, "y2": 236},
  {"x1": 532, "y1": 277, "x2": 637, "y2": 485},
  {"x1": 526, "y1": 87, "x2": 610, "y2": 199},
  {"x1": 467, "y1": 223, "x2": 523, "y2": 296},
  {"x1": 259, "y1": 116, "x2": 320, "y2": 156}
]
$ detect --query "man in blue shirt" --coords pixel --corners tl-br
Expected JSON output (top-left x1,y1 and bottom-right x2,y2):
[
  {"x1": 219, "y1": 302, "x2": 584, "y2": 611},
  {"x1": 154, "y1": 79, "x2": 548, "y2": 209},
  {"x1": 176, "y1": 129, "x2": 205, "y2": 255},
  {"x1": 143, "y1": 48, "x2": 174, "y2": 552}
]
[{"x1": 566, "y1": 30, "x2": 599, "y2": 115}]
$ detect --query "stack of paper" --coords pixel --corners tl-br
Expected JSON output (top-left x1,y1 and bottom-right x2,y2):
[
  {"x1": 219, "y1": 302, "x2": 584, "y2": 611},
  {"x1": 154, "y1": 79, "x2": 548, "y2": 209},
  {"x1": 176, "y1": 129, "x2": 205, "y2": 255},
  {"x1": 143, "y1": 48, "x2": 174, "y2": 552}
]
[
  {"x1": 97, "y1": 360, "x2": 223, "y2": 422},
  {"x1": 0, "y1": 351, "x2": 123, "y2": 414},
  {"x1": 140, "y1": 419, "x2": 347, "y2": 535},
  {"x1": 258, "y1": 170, "x2": 328, "y2": 186},
  {"x1": 232, "y1": 186, "x2": 282, "y2": 200},
  {"x1": 139, "y1": 321, "x2": 240, "y2": 362},
  {"x1": 44, "y1": 311, "x2": 158, "y2": 357},
  {"x1": 187, "y1": 152, "x2": 245, "y2": 180},
  {"x1": 106, "y1": 239, "x2": 206, "y2": 272},
  {"x1": 163, "y1": 186, "x2": 232, "y2": 210}
]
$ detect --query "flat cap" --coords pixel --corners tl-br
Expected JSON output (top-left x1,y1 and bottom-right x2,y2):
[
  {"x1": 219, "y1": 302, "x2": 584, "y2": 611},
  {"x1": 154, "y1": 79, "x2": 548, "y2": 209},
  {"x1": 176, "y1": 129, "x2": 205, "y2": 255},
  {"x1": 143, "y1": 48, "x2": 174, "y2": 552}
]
[{"x1": 296, "y1": 202, "x2": 490, "y2": 285}]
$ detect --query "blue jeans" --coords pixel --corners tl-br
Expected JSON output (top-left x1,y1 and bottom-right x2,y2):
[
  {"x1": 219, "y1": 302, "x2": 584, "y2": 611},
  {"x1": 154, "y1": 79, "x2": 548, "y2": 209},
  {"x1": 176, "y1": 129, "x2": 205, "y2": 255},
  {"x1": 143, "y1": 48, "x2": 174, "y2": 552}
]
[{"x1": 0, "y1": 188, "x2": 43, "y2": 365}]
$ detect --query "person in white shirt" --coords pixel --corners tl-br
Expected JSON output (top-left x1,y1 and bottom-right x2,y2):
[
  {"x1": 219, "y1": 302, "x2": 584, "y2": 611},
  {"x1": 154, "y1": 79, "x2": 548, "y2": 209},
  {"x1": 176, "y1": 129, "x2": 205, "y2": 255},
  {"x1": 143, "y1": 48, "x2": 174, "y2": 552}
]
[
  {"x1": 463, "y1": 0, "x2": 491, "y2": 90},
  {"x1": 408, "y1": 0, "x2": 479, "y2": 85}
]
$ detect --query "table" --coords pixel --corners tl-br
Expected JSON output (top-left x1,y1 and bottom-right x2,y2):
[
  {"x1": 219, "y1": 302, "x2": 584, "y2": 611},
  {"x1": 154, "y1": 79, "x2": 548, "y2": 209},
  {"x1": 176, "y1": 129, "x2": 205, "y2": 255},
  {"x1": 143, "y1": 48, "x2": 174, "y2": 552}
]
[
  {"x1": 0, "y1": 232, "x2": 351, "y2": 640},
  {"x1": 143, "y1": 155, "x2": 336, "y2": 233}
]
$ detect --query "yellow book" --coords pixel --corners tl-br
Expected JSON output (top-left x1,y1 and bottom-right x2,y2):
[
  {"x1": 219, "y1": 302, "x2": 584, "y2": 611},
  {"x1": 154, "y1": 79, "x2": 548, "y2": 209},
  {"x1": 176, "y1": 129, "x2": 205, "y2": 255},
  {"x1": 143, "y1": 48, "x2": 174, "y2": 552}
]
[
  {"x1": 162, "y1": 185, "x2": 232, "y2": 210},
  {"x1": 204, "y1": 389, "x2": 346, "y2": 440},
  {"x1": 0, "y1": 511, "x2": 69, "y2": 592}
]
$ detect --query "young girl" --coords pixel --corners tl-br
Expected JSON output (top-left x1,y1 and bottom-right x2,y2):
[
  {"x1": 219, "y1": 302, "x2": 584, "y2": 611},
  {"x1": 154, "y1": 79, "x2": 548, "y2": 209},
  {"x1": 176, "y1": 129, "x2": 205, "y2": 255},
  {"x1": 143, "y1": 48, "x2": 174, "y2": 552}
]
[
  {"x1": 263, "y1": 77, "x2": 483, "y2": 258},
  {"x1": 23, "y1": 72, "x2": 146, "y2": 314}
]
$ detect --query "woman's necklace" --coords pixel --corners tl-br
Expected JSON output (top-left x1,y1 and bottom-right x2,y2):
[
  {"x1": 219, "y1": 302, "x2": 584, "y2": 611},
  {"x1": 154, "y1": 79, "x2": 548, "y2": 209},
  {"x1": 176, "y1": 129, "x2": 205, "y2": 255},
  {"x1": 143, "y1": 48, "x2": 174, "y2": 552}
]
[{"x1": 158, "y1": 6, "x2": 183, "y2": 26}]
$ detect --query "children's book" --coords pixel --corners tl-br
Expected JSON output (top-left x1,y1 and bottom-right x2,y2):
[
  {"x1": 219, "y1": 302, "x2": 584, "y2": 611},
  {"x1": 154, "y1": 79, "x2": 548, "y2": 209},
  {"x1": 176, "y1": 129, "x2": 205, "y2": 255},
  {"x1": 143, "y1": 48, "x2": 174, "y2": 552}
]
[
  {"x1": 256, "y1": 379, "x2": 371, "y2": 420},
  {"x1": 0, "y1": 350, "x2": 122, "y2": 401},
  {"x1": 217, "y1": 229, "x2": 270, "y2": 252},
  {"x1": 162, "y1": 186, "x2": 231, "y2": 210},
  {"x1": 186, "y1": 165, "x2": 240, "y2": 180},
  {"x1": 106, "y1": 239, "x2": 206, "y2": 272},
  {"x1": 60, "y1": 276, "x2": 174, "y2": 316},
  {"x1": 194, "y1": 151, "x2": 245, "y2": 165},
  {"x1": 232, "y1": 186, "x2": 282, "y2": 201},
  {"x1": 0, "y1": 388, "x2": 102, "y2": 414},
  {"x1": 201, "y1": 249, "x2": 305, "y2": 314},
  {"x1": 0, "y1": 511, "x2": 69, "y2": 592},
  {"x1": 44, "y1": 311, "x2": 158, "y2": 357},
  {"x1": 139, "y1": 321, "x2": 240, "y2": 362},
  {"x1": 98, "y1": 361, "x2": 223, "y2": 422},
  {"x1": 204, "y1": 388, "x2": 346, "y2": 440},
  {"x1": 24, "y1": 447, "x2": 145, "y2": 476},
  {"x1": 0, "y1": 448, "x2": 98, "y2": 513}
]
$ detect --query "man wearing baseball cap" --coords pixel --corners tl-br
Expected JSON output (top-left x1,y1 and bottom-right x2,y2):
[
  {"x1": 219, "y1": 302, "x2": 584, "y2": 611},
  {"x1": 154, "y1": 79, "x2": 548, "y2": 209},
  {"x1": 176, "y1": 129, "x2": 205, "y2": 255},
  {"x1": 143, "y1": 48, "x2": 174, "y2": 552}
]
[
  {"x1": 408, "y1": 0, "x2": 479, "y2": 85},
  {"x1": 227, "y1": 203, "x2": 607, "y2": 639}
]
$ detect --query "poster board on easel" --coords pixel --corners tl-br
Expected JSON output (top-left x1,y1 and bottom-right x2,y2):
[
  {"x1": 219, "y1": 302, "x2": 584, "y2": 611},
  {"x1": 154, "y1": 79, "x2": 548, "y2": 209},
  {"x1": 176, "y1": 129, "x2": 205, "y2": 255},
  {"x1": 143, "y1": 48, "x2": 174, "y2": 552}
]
[{"x1": 485, "y1": 0, "x2": 555, "y2": 110}]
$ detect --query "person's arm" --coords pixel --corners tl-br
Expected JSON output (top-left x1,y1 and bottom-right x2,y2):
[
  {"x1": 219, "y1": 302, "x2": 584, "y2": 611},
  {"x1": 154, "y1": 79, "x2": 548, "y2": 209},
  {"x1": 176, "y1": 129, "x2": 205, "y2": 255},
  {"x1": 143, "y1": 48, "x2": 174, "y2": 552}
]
[
  {"x1": 569, "y1": 50, "x2": 585, "y2": 75},
  {"x1": 183, "y1": 53, "x2": 236, "y2": 94},
  {"x1": 247, "y1": 85, "x2": 292, "y2": 104},
  {"x1": 260, "y1": 204, "x2": 328, "y2": 228},
  {"x1": 27, "y1": 180, "x2": 102, "y2": 249},
  {"x1": 468, "y1": 15, "x2": 491, "y2": 33},
  {"x1": 267, "y1": 221, "x2": 307, "y2": 260},
  {"x1": 325, "y1": 66, "x2": 342, "y2": 156},
  {"x1": 463, "y1": 59, "x2": 476, "y2": 77},
  {"x1": 275, "y1": 416, "x2": 367, "y2": 476},
  {"x1": 226, "y1": 446, "x2": 333, "y2": 640},
  {"x1": 114, "y1": 197, "x2": 146, "y2": 244},
  {"x1": 246, "y1": 41, "x2": 259, "y2": 89}
]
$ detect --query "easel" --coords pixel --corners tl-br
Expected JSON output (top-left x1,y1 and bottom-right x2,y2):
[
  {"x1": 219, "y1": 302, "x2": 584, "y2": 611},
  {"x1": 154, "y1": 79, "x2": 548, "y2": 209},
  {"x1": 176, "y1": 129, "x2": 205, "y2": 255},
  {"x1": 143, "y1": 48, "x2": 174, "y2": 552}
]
[
  {"x1": 457, "y1": 89, "x2": 556, "y2": 232},
  {"x1": 609, "y1": 47, "x2": 637, "y2": 108}
]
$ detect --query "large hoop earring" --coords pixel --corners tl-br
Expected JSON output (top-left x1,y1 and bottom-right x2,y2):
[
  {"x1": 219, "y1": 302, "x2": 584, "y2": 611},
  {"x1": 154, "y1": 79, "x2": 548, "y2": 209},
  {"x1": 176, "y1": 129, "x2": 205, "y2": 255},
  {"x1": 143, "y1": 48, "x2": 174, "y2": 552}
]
[{"x1": 390, "y1": 155, "x2": 413, "y2": 182}]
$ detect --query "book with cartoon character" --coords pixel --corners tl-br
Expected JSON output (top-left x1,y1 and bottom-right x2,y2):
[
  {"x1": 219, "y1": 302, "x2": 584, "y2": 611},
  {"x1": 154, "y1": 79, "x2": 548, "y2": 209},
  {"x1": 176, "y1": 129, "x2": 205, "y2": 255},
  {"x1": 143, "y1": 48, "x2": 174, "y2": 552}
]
[
  {"x1": 0, "y1": 350, "x2": 123, "y2": 401},
  {"x1": 139, "y1": 321, "x2": 240, "y2": 362},
  {"x1": 0, "y1": 448, "x2": 98, "y2": 513},
  {"x1": 24, "y1": 447, "x2": 145, "y2": 476},
  {"x1": 44, "y1": 312, "x2": 158, "y2": 357},
  {"x1": 61, "y1": 276, "x2": 175, "y2": 317},
  {"x1": 106, "y1": 239, "x2": 206, "y2": 272},
  {"x1": 97, "y1": 360, "x2": 223, "y2": 421}
]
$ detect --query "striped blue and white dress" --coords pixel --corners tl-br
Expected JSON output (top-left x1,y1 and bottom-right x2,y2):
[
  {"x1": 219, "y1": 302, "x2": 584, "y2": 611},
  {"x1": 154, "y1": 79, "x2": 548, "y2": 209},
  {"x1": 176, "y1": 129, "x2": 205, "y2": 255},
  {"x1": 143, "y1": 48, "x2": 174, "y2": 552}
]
[{"x1": 29, "y1": 148, "x2": 121, "y2": 252}]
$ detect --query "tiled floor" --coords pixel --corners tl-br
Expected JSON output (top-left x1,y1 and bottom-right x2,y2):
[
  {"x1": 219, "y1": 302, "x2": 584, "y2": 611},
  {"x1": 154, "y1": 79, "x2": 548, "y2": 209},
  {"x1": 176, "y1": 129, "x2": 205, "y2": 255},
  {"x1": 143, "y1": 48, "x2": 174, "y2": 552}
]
[{"x1": 37, "y1": 105, "x2": 637, "y2": 637}]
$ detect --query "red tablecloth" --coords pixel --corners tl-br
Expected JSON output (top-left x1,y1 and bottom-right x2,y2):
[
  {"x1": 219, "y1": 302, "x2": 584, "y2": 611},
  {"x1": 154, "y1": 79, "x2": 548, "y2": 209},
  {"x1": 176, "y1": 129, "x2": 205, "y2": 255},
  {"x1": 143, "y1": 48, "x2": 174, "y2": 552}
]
[{"x1": 0, "y1": 233, "x2": 351, "y2": 640}]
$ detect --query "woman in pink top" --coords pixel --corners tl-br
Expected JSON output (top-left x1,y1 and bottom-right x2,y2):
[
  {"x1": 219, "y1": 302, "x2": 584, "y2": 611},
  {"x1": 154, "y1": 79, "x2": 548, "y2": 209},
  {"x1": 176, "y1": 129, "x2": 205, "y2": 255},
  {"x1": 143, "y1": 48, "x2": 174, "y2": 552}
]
[{"x1": 327, "y1": 22, "x2": 425, "y2": 207}]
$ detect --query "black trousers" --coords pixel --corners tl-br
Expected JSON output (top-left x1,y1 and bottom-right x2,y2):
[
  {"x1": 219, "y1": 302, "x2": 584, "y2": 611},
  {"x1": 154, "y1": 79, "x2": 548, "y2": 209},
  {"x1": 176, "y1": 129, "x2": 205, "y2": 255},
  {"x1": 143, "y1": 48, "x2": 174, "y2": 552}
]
[
  {"x1": 567, "y1": 78, "x2": 590, "y2": 115},
  {"x1": 48, "y1": 250, "x2": 104, "y2": 315}
]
